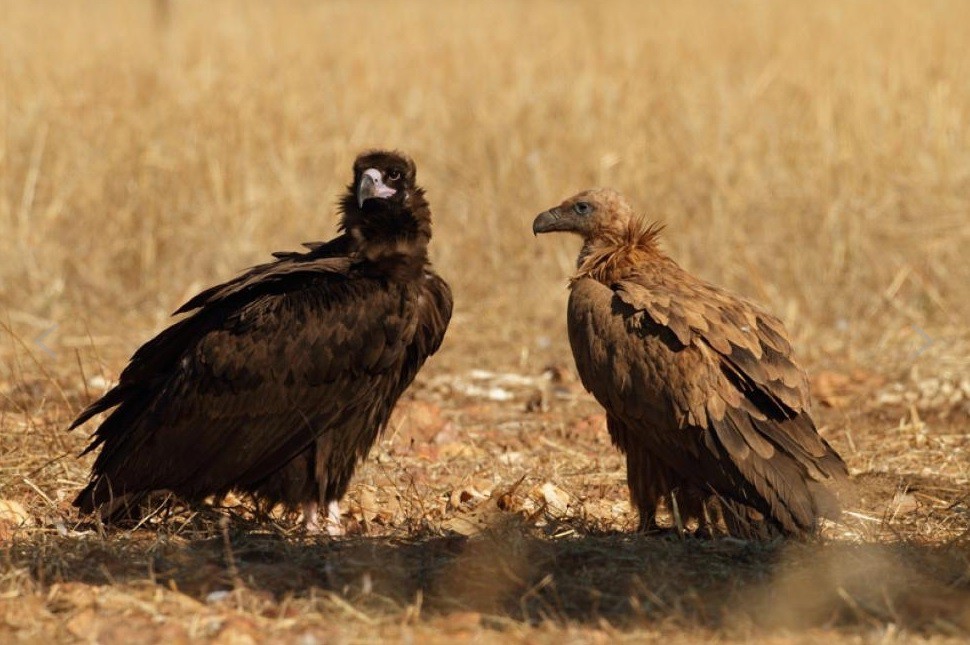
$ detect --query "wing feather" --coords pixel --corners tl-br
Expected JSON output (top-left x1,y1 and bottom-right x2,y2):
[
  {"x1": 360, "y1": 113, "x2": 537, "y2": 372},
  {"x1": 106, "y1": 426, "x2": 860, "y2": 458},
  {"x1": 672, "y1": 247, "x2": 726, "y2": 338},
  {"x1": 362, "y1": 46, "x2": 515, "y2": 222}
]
[
  {"x1": 174, "y1": 235, "x2": 354, "y2": 314},
  {"x1": 568, "y1": 271, "x2": 847, "y2": 535},
  {"x1": 72, "y1": 242, "x2": 431, "y2": 514}
]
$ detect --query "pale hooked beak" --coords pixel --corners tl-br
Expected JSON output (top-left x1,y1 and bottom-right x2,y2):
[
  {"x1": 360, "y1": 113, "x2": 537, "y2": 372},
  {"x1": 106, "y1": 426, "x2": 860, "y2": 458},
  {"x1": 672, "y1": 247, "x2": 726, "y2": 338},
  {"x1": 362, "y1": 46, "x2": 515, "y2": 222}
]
[{"x1": 357, "y1": 168, "x2": 397, "y2": 207}]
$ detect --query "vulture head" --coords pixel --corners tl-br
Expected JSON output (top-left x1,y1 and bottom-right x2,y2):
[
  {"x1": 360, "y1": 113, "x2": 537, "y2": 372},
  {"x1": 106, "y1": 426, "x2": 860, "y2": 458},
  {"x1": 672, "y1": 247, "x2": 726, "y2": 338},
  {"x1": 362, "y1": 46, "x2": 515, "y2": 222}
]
[
  {"x1": 534, "y1": 188, "x2": 664, "y2": 278},
  {"x1": 532, "y1": 188, "x2": 637, "y2": 241},
  {"x1": 341, "y1": 150, "x2": 430, "y2": 245}
]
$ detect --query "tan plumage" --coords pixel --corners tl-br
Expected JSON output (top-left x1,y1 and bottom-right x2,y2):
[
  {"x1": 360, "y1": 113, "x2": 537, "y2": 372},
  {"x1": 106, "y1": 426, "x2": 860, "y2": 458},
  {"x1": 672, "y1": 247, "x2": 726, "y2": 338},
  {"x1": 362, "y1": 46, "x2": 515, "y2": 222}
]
[{"x1": 533, "y1": 188, "x2": 848, "y2": 537}]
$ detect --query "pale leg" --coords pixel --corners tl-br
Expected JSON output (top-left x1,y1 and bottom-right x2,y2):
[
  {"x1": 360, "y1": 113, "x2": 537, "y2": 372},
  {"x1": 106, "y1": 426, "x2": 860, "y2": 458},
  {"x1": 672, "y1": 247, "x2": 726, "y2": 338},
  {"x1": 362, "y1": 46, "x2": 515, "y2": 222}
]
[
  {"x1": 303, "y1": 500, "x2": 321, "y2": 533},
  {"x1": 325, "y1": 500, "x2": 344, "y2": 536}
]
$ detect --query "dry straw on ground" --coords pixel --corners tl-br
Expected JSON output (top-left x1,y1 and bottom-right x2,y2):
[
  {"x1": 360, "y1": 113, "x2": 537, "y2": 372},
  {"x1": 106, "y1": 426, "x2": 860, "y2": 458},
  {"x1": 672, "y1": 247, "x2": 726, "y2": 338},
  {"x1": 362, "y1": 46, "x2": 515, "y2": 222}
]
[{"x1": 1, "y1": 1, "x2": 968, "y2": 642}]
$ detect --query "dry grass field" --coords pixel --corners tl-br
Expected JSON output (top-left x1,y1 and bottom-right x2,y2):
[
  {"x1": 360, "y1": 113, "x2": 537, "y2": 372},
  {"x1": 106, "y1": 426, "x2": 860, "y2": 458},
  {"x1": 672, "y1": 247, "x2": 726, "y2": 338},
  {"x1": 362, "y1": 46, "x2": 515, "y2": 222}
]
[{"x1": 2, "y1": 0, "x2": 969, "y2": 641}]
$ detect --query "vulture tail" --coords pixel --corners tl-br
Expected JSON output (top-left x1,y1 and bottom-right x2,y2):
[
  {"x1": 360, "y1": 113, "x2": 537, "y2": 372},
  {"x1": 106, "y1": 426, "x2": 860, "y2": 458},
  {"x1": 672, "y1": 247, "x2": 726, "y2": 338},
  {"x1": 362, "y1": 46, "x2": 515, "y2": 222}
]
[
  {"x1": 711, "y1": 411, "x2": 848, "y2": 535},
  {"x1": 73, "y1": 475, "x2": 147, "y2": 518}
]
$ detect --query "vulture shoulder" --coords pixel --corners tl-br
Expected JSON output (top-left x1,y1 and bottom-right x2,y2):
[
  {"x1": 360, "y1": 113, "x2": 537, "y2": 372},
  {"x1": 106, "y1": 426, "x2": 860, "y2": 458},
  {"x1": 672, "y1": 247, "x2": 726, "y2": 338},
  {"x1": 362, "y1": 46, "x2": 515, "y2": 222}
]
[
  {"x1": 175, "y1": 235, "x2": 355, "y2": 314},
  {"x1": 414, "y1": 271, "x2": 452, "y2": 357},
  {"x1": 613, "y1": 266, "x2": 809, "y2": 417}
]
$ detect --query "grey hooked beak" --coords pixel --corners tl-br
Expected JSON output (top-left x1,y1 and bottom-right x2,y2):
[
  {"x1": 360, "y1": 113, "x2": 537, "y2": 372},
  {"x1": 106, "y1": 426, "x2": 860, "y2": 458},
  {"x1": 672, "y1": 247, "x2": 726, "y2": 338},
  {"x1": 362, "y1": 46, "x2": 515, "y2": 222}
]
[
  {"x1": 532, "y1": 207, "x2": 570, "y2": 235},
  {"x1": 357, "y1": 168, "x2": 397, "y2": 207}
]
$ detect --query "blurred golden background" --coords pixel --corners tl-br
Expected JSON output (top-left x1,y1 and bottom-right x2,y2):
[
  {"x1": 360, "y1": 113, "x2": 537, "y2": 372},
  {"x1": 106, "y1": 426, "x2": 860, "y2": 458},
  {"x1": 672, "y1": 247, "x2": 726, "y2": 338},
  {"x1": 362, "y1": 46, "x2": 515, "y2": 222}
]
[{"x1": 3, "y1": 0, "x2": 967, "y2": 377}]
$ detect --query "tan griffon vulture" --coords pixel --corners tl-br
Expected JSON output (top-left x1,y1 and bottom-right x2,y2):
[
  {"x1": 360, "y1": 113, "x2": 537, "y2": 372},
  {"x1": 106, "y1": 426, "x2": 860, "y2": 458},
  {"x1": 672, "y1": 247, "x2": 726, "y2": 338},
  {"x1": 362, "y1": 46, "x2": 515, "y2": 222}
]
[{"x1": 533, "y1": 188, "x2": 848, "y2": 537}]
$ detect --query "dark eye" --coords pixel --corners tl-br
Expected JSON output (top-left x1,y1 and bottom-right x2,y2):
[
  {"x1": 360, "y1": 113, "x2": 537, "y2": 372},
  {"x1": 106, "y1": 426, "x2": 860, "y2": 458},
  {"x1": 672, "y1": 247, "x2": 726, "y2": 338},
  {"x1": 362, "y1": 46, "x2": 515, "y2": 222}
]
[
  {"x1": 574, "y1": 201, "x2": 593, "y2": 215},
  {"x1": 387, "y1": 170, "x2": 402, "y2": 181}
]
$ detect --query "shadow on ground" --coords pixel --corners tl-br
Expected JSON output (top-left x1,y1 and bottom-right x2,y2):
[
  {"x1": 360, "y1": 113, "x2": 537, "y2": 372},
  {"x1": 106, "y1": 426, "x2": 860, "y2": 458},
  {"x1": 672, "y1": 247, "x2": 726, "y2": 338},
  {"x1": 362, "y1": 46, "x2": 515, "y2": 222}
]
[{"x1": 9, "y1": 502, "x2": 970, "y2": 636}]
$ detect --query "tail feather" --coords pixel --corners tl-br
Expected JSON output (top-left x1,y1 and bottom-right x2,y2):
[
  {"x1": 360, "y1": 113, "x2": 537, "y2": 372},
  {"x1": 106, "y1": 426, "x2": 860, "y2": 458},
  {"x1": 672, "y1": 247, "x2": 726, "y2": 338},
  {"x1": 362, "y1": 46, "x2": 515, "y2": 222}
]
[
  {"x1": 68, "y1": 384, "x2": 134, "y2": 432},
  {"x1": 74, "y1": 475, "x2": 149, "y2": 521}
]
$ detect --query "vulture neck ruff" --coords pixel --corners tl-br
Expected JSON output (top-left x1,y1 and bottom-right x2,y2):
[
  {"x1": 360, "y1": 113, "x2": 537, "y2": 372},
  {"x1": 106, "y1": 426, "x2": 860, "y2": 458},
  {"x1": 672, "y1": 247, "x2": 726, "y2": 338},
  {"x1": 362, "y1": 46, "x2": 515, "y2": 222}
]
[
  {"x1": 572, "y1": 219, "x2": 665, "y2": 285},
  {"x1": 339, "y1": 190, "x2": 433, "y2": 266}
]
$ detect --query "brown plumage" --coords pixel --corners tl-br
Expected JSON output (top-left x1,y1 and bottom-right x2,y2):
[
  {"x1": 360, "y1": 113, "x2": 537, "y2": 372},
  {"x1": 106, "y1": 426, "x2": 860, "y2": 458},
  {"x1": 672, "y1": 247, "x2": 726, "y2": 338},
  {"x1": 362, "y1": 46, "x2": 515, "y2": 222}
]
[
  {"x1": 533, "y1": 188, "x2": 848, "y2": 537},
  {"x1": 71, "y1": 150, "x2": 452, "y2": 532}
]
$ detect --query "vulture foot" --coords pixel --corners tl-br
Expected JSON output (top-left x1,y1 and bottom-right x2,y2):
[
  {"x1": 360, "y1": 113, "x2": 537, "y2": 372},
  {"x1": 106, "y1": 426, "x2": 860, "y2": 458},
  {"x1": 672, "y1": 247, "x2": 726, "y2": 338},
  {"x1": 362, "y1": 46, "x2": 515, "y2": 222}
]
[
  {"x1": 325, "y1": 500, "x2": 344, "y2": 536},
  {"x1": 302, "y1": 501, "x2": 321, "y2": 533},
  {"x1": 302, "y1": 500, "x2": 344, "y2": 536}
]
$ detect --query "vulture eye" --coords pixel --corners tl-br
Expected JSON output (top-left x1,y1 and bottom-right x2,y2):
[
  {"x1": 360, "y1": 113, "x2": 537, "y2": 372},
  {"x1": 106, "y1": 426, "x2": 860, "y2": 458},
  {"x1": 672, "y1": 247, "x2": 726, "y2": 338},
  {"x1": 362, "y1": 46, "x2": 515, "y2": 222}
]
[
  {"x1": 386, "y1": 170, "x2": 403, "y2": 181},
  {"x1": 574, "y1": 201, "x2": 593, "y2": 215}
]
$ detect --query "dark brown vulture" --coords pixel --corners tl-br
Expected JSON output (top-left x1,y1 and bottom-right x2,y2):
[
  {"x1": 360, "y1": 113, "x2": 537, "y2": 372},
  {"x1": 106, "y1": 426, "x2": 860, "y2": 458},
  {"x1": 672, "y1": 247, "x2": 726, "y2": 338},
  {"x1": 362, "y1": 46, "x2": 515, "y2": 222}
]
[
  {"x1": 71, "y1": 150, "x2": 452, "y2": 533},
  {"x1": 533, "y1": 188, "x2": 848, "y2": 538}
]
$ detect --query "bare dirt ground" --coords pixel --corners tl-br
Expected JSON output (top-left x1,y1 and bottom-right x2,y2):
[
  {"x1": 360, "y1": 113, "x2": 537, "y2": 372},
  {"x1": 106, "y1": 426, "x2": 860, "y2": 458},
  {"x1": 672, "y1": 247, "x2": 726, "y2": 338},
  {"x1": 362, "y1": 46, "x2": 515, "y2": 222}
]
[
  {"x1": 2, "y1": 1, "x2": 969, "y2": 642},
  {"x1": 2, "y1": 335, "x2": 968, "y2": 642}
]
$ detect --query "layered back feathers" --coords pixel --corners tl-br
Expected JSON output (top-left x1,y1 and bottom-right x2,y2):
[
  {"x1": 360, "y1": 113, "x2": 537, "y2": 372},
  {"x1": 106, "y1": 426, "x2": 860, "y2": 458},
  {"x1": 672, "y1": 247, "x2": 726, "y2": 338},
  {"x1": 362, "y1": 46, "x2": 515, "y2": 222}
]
[{"x1": 535, "y1": 188, "x2": 849, "y2": 537}]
